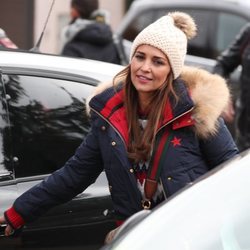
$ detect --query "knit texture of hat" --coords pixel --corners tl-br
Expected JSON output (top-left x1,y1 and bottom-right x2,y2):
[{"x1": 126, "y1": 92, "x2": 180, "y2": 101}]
[{"x1": 130, "y1": 12, "x2": 197, "y2": 79}]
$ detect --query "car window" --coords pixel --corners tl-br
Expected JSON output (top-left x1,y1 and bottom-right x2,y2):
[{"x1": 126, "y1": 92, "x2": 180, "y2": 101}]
[
  {"x1": 182, "y1": 9, "x2": 213, "y2": 58},
  {"x1": 216, "y1": 12, "x2": 247, "y2": 54},
  {"x1": 122, "y1": 9, "x2": 158, "y2": 42},
  {"x1": 4, "y1": 74, "x2": 94, "y2": 178},
  {"x1": 122, "y1": 8, "x2": 212, "y2": 58},
  {"x1": 162, "y1": 8, "x2": 212, "y2": 58}
]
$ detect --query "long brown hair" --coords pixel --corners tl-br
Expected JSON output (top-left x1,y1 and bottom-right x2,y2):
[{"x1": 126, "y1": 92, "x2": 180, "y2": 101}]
[{"x1": 113, "y1": 65, "x2": 178, "y2": 163}]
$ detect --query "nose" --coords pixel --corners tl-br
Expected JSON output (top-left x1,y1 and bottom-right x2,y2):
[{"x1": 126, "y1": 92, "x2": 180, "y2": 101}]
[{"x1": 140, "y1": 60, "x2": 151, "y2": 72}]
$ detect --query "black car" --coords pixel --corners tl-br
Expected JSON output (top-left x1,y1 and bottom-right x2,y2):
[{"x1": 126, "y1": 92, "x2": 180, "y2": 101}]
[{"x1": 0, "y1": 50, "x2": 124, "y2": 249}]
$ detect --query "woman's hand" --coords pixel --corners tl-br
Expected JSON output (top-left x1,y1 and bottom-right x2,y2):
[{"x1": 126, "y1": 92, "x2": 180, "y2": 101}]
[{"x1": 0, "y1": 216, "x2": 14, "y2": 236}]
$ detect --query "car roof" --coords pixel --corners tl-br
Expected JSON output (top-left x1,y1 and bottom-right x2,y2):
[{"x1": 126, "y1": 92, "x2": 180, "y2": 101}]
[
  {"x1": 0, "y1": 50, "x2": 124, "y2": 84},
  {"x1": 131, "y1": 0, "x2": 249, "y2": 7},
  {"x1": 128, "y1": 0, "x2": 250, "y2": 15}
]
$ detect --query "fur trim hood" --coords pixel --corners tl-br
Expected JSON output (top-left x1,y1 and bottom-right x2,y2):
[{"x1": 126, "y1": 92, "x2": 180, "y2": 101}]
[
  {"x1": 181, "y1": 66, "x2": 230, "y2": 138},
  {"x1": 87, "y1": 66, "x2": 230, "y2": 138}
]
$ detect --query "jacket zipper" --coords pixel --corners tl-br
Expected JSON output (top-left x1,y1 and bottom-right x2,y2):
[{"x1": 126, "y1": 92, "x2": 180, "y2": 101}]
[
  {"x1": 91, "y1": 108, "x2": 127, "y2": 147},
  {"x1": 160, "y1": 177, "x2": 168, "y2": 199},
  {"x1": 154, "y1": 107, "x2": 194, "y2": 201},
  {"x1": 91, "y1": 106, "x2": 194, "y2": 142},
  {"x1": 156, "y1": 107, "x2": 194, "y2": 133},
  {"x1": 91, "y1": 107, "x2": 143, "y2": 206},
  {"x1": 91, "y1": 106, "x2": 194, "y2": 203}
]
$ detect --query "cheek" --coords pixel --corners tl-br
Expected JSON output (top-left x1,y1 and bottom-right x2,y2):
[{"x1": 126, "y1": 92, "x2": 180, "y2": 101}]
[
  {"x1": 130, "y1": 58, "x2": 138, "y2": 71},
  {"x1": 157, "y1": 68, "x2": 170, "y2": 81},
  {"x1": 131, "y1": 73, "x2": 136, "y2": 84},
  {"x1": 130, "y1": 61, "x2": 139, "y2": 80}
]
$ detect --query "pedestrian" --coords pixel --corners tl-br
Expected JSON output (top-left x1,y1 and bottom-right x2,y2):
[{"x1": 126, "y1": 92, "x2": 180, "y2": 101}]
[
  {"x1": 0, "y1": 11, "x2": 238, "y2": 244},
  {"x1": 213, "y1": 23, "x2": 250, "y2": 151},
  {"x1": 60, "y1": 0, "x2": 122, "y2": 64}
]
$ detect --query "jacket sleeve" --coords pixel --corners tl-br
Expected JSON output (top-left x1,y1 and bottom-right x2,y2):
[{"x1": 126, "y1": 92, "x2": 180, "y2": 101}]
[
  {"x1": 199, "y1": 118, "x2": 239, "y2": 169},
  {"x1": 213, "y1": 23, "x2": 250, "y2": 78},
  {"x1": 8, "y1": 118, "x2": 104, "y2": 224}
]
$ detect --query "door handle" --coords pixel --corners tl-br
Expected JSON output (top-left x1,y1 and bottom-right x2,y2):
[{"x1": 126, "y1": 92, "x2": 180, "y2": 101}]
[{"x1": 0, "y1": 224, "x2": 7, "y2": 237}]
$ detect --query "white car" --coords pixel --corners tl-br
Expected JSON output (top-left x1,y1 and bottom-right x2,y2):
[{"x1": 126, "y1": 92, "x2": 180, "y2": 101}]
[{"x1": 102, "y1": 149, "x2": 250, "y2": 250}]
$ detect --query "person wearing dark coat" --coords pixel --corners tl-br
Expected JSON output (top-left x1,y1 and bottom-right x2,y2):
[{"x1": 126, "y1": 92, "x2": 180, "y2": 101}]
[
  {"x1": 61, "y1": 0, "x2": 121, "y2": 64},
  {"x1": 213, "y1": 23, "x2": 250, "y2": 151},
  {"x1": 0, "y1": 12, "x2": 238, "y2": 244}
]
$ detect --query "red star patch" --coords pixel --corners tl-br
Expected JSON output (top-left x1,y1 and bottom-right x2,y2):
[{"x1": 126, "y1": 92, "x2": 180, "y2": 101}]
[{"x1": 171, "y1": 136, "x2": 181, "y2": 147}]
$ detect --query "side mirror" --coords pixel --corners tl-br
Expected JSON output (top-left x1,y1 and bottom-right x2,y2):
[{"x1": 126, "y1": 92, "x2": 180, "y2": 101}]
[{"x1": 0, "y1": 171, "x2": 13, "y2": 181}]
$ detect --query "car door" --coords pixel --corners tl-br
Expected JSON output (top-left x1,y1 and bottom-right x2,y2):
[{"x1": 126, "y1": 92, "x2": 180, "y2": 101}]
[{"x1": 0, "y1": 72, "x2": 115, "y2": 249}]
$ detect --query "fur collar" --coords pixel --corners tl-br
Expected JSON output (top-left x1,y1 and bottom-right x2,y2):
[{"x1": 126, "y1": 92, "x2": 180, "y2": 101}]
[
  {"x1": 88, "y1": 66, "x2": 230, "y2": 139},
  {"x1": 181, "y1": 66, "x2": 230, "y2": 138}
]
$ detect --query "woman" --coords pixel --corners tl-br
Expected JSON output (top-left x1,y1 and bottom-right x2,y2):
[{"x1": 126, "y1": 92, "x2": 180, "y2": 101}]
[{"x1": 0, "y1": 12, "x2": 238, "y2": 241}]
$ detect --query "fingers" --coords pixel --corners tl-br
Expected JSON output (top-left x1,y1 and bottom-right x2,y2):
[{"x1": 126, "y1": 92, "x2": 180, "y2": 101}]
[
  {"x1": 0, "y1": 216, "x2": 6, "y2": 224},
  {"x1": 0, "y1": 216, "x2": 14, "y2": 236},
  {"x1": 5, "y1": 225, "x2": 14, "y2": 236},
  {"x1": 104, "y1": 227, "x2": 119, "y2": 244}
]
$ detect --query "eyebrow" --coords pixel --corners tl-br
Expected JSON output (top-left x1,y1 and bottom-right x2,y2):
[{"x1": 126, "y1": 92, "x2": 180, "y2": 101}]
[{"x1": 136, "y1": 51, "x2": 167, "y2": 61}]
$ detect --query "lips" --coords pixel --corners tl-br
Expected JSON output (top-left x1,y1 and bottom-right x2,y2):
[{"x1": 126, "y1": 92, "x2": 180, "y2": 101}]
[{"x1": 137, "y1": 75, "x2": 152, "y2": 83}]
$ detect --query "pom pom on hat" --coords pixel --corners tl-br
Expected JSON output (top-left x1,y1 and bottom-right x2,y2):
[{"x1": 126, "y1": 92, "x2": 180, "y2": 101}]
[{"x1": 130, "y1": 12, "x2": 197, "y2": 79}]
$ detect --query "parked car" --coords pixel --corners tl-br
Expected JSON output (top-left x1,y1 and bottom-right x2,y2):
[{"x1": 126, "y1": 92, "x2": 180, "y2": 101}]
[
  {"x1": 102, "y1": 149, "x2": 250, "y2": 250},
  {"x1": 115, "y1": 0, "x2": 250, "y2": 139},
  {"x1": 116, "y1": 0, "x2": 250, "y2": 83},
  {"x1": 116, "y1": 0, "x2": 250, "y2": 63},
  {"x1": 0, "y1": 50, "x2": 124, "y2": 249}
]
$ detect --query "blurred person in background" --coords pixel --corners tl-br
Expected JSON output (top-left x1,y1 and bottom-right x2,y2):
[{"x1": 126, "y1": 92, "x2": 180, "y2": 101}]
[
  {"x1": 213, "y1": 23, "x2": 250, "y2": 151},
  {"x1": 60, "y1": 0, "x2": 121, "y2": 64}
]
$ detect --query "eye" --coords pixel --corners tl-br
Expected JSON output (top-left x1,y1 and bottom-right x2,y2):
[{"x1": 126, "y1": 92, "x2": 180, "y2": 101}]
[
  {"x1": 134, "y1": 54, "x2": 144, "y2": 61},
  {"x1": 153, "y1": 59, "x2": 164, "y2": 66}
]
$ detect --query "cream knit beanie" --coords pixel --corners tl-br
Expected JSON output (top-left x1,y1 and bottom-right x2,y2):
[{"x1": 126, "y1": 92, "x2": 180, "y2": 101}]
[{"x1": 130, "y1": 12, "x2": 197, "y2": 79}]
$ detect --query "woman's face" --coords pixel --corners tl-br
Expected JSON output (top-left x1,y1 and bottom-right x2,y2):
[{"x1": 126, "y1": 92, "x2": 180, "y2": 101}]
[{"x1": 130, "y1": 44, "x2": 171, "y2": 98}]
